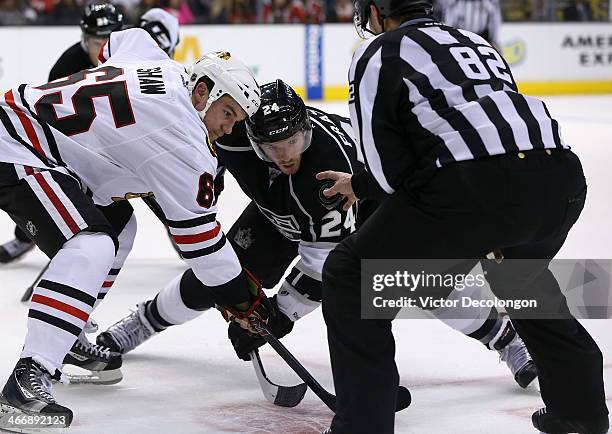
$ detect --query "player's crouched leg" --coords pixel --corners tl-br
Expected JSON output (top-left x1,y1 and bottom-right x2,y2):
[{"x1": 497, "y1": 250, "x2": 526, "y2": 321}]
[{"x1": 322, "y1": 240, "x2": 397, "y2": 434}]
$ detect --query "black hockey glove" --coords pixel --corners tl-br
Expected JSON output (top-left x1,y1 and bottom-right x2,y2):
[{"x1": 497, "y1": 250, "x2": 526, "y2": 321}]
[
  {"x1": 219, "y1": 268, "x2": 275, "y2": 336},
  {"x1": 228, "y1": 295, "x2": 294, "y2": 361}
]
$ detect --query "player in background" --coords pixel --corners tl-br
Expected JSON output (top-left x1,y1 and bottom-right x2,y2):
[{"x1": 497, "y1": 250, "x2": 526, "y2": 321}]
[
  {"x1": 0, "y1": 5, "x2": 181, "y2": 264},
  {"x1": 0, "y1": 29, "x2": 263, "y2": 429},
  {"x1": 321, "y1": 0, "x2": 608, "y2": 432},
  {"x1": 0, "y1": 3, "x2": 123, "y2": 264},
  {"x1": 433, "y1": 0, "x2": 501, "y2": 46},
  {"x1": 97, "y1": 80, "x2": 536, "y2": 389},
  {"x1": 0, "y1": 6, "x2": 183, "y2": 386}
]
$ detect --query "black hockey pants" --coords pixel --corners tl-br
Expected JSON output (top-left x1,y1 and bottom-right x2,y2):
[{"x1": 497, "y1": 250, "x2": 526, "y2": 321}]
[{"x1": 322, "y1": 149, "x2": 608, "y2": 433}]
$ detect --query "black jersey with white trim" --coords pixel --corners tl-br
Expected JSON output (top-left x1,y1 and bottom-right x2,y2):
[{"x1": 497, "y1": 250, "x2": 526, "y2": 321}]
[
  {"x1": 349, "y1": 17, "x2": 567, "y2": 194},
  {"x1": 217, "y1": 107, "x2": 366, "y2": 317},
  {"x1": 217, "y1": 107, "x2": 362, "y2": 246}
]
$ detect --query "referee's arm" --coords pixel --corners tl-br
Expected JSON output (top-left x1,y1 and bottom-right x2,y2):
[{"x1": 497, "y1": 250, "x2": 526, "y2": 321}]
[{"x1": 349, "y1": 37, "x2": 407, "y2": 195}]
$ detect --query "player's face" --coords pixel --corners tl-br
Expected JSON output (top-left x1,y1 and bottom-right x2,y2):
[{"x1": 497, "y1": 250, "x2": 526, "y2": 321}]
[
  {"x1": 259, "y1": 131, "x2": 307, "y2": 175},
  {"x1": 83, "y1": 36, "x2": 108, "y2": 65},
  {"x1": 204, "y1": 95, "x2": 247, "y2": 142}
]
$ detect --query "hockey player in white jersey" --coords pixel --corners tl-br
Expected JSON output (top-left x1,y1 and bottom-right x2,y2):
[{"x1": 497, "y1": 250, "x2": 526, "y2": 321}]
[{"x1": 0, "y1": 28, "x2": 266, "y2": 429}]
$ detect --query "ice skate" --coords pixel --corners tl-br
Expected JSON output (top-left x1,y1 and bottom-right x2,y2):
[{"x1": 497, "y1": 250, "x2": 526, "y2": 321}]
[
  {"x1": 532, "y1": 408, "x2": 609, "y2": 433},
  {"x1": 62, "y1": 332, "x2": 122, "y2": 385},
  {"x1": 0, "y1": 239, "x2": 34, "y2": 264},
  {"x1": 0, "y1": 357, "x2": 72, "y2": 432},
  {"x1": 96, "y1": 303, "x2": 157, "y2": 354},
  {"x1": 489, "y1": 316, "x2": 538, "y2": 388}
]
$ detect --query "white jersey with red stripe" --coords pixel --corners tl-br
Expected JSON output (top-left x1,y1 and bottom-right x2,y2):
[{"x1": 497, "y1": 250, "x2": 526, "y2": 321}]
[{"x1": 0, "y1": 28, "x2": 241, "y2": 288}]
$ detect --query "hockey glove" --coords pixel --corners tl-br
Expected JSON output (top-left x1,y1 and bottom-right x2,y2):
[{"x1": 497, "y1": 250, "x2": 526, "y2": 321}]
[
  {"x1": 219, "y1": 268, "x2": 275, "y2": 337},
  {"x1": 228, "y1": 295, "x2": 294, "y2": 361}
]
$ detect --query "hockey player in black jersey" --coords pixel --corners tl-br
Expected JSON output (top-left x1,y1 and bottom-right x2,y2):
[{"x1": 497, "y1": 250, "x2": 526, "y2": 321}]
[
  {"x1": 97, "y1": 80, "x2": 537, "y2": 392},
  {"x1": 320, "y1": 0, "x2": 608, "y2": 432}
]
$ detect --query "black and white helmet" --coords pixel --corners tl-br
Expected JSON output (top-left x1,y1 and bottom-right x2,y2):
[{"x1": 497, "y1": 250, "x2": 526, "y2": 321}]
[
  {"x1": 186, "y1": 51, "x2": 260, "y2": 119},
  {"x1": 80, "y1": 3, "x2": 123, "y2": 38},
  {"x1": 246, "y1": 79, "x2": 313, "y2": 162},
  {"x1": 139, "y1": 8, "x2": 180, "y2": 58}
]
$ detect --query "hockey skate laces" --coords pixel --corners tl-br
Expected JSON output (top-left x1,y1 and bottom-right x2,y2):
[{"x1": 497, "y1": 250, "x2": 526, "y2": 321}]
[
  {"x1": 30, "y1": 363, "x2": 55, "y2": 402},
  {"x1": 76, "y1": 335, "x2": 111, "y2": 359},
  {"x1": 499, "y1": 335, "x2": 531, "y2": 376},
  {"x1": 106, "y1": 306, "x2": 155, "y2": 352}
]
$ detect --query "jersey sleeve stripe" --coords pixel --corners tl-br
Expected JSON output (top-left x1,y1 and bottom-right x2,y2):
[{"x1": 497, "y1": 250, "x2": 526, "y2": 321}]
[
  {"x1": 18, "y1": 84, "x2": 66, "y2": 166},
  {"x1": 286, "y1": 267, "x2": 322, "y2": 301},
  {"x1": 4, "y1": 90, "x2": 46, "y2": 158},
  {"x1": 172, "y1": 222, "x2": 222, "y2": 244},
  {"x1": 180, "y1": 235, "x2": 227, "y2": 259},
  {"x1": 166, "y1": 213, "x2": 216, "y2": 229},
  {"x1": 0, "y1": 98, "x2": 54, "y2": 167}
]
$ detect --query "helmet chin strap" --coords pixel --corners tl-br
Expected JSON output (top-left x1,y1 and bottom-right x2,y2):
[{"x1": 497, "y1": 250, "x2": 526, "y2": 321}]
[{"x1": 196, "y1": 94, "x2": 219, "y2": 121}]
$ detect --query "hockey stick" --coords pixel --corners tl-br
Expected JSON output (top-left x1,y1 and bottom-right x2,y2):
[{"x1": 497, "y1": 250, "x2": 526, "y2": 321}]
[
  {"x1": 258, "y1": 323, "x2": 411, "y2": 413},
  {"x1": 250, "y1": 349, "x2": 307, "y2": 407},
  {"x1": 20, "y1": 260, "x2": 50, "y2": 303}
]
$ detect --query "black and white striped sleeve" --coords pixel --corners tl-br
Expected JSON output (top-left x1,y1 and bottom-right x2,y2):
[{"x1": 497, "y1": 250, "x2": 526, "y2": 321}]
[{"x1": 349, "y1": 34, "x2": 410, "y2": 195}]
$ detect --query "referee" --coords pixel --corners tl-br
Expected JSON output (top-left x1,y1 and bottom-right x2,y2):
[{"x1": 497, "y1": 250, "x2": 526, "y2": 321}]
[
  {"x1": 434, "y1": 0, "x2": 501, "y2": 46},
  {"x1": 320, "y1": 0, "x2": 608, "y2": 433}
]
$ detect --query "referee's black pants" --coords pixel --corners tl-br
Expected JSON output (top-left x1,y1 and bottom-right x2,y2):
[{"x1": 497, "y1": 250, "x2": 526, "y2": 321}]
[{"x1": 322, "y1": 149, "x2": 608, "y2": 433}]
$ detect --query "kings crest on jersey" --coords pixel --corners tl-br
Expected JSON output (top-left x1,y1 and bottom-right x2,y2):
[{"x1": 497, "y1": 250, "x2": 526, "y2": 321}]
[
  {"x1": 0, "y1": 28, "x2": 241, "y2": 288},
  {"x1": 216, "y1": 107, "x2": 361, "y2": 245}
]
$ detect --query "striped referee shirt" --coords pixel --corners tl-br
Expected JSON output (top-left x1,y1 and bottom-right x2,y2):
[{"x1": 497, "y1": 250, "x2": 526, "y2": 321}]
[
  {"x1": 434, "y1": 0, "x2": 501, "y2": 45},
  {"x1": 348, "y1": 17, "x2": 566, "y2": 194}
]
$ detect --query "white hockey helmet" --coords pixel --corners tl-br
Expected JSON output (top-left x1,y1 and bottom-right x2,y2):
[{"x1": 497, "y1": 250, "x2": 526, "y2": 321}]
[
  {"x1": 139, "y1": 8, "x2": 180, "y2": 58},
  {"x1": 186, "y1": 51, "x2": 260, "y2": 119}
]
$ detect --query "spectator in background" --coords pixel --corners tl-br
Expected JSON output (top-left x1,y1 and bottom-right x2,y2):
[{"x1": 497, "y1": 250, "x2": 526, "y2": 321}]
[
  {"x1": 39, "y1": 0, "x2": 82, "y2": 25},
  {"x1": 261, "y1": 0, "x2": 304, "y2": 22},
  {"x1": 0, "y1": 0, "x2": 35, "y2": 25},
  {"x1": 563, "y1": 0, "x2": 592, "y2": 20},
  {"x1": 164, "y1": 0, "x2": 195, "y2": 23},
  {"x1": 303, "y1": 0, "x2": 324, "y2": 22},
  {"x1": 230, "y1": 0, "x2": 256, "y2": 22},
  {"x1": 333, "y1": 0, "x2": 354, "y2": 22}
]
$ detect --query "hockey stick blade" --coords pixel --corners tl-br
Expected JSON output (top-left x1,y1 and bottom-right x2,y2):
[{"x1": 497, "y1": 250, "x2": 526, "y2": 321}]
[
  {"x1": 250, "y1": 349, "x2": 307, "y2": 408},
  {"x1": 258, "y1": 323, "x2": 337, "y2": 412},
  {"x1": 258, "y1": 323, "x2": 411, "y2": 413}
]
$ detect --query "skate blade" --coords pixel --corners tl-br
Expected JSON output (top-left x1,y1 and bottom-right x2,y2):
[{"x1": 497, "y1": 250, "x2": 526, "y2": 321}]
[
  {"x1": 65, "y1": 368, "x2": 123, "y2": 385},
  {"x1": 0, "y1": 396, "x2": 68, "y2": 433}
]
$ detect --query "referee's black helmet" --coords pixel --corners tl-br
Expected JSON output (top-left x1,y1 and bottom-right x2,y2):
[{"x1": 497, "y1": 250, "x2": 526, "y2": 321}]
[
  {"x1": 353, "y1": 0, "x2": 432, "y2": 37},
  {"x1": 80, "y1": 3, "x2": 123, "y2": 38}
]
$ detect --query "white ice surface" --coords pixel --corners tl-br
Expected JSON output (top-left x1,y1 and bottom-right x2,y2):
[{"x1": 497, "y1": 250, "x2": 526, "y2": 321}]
[{"x1": 0, "y1": 96, "x2": 611, "y2": 433}]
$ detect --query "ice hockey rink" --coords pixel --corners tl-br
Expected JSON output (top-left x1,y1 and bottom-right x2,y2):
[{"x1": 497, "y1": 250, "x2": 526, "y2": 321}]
[{"x1": 1, "y1": 96, "x2": 611, "y2": 433}]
